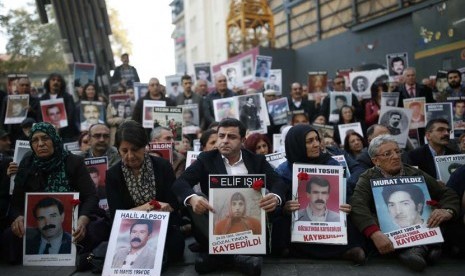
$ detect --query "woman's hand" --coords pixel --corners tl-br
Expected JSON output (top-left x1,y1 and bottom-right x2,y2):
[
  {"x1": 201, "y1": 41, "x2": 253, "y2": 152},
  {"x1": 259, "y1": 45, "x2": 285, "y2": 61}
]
[
  {"x1": 155, "y1": 201, "x2": 174, "y2": 212},
  {"x1": 7, "y1": 162, "x2": 18, "y2": 177},
  {"x1": 73, "y1": 215, "x2": 89, "y2": 243},
  {"x1": 11, "y1": 216, "x2": 25, "y2": 238},
  {"x1": 339, "y1": 204, "x2": 352, "y2": 214},
  {"x1": 283, "y1": 200, "x2": 300, "y2": 214},
  {"x1": 132, "y1": 201, "x2": 174, "y2": 213}
]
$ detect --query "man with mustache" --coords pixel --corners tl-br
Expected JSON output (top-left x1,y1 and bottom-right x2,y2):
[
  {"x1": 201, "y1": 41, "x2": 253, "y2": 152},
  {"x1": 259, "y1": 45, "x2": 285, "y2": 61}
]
[
  {"x1": 297, "y1": 176, "x2": 339, "y2": 222},
  {"x1": 385, "y1": 111, "x2": 402, "y2": 136},
  {"x1": 382, "y1": 185, "x2": 425, "y2": 229},
  {"x1": 111, "y1": 220, "x2": 156, "y2": 269},
  {"x1": 25, "y1": 197, "x2": 71, "y2": 254},
  {"x1": 84, "y1": 124, "x2": 120, "y2": 168},
  {"x1": 408, "y1": 118, "x2": 459, "y2": 179}
]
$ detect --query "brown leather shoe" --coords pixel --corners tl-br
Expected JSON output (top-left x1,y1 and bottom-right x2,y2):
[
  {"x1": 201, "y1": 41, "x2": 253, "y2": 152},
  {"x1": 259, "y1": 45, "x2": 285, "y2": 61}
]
[{"x1": 342, "y1": 247, "x2": 366, "y2": 265}]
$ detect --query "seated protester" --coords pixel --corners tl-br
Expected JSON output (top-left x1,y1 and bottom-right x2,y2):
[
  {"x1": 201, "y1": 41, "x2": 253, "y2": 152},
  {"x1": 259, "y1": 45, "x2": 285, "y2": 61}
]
[
  {"x1": 343, "y1": 131, "x2": 368, "y2": 160},
  {"x1": 150, "y1": 126, "x2": 186, "y2": 178},
  {"x1": 364, "y1": 76, "x2": 388, "y2": 128},
  {"x1": 356, "y1": 124, "x2": 391, "y2": 170},
  {"x1": 445, "y1": 164, "x2": 465, "y2": 255},
  {"x1": 244, "y1": 133, "x2": 272, "y2": 155},
  {"x1": 2, "y1": 122, "x2": 106, "y2": 264},
  {"x1": 199, "y1": 129, "x2": 218, "y2": 152},
  {"x1": 408, "y1": 118, "x2": 459, "y2": 180},
  {"x1": 172, "y1": 118, "x2": 287, "y2": 275},
  {"x1": 312, "y1": 113, "x2": 327, "y2": 125},
  {"x1": 350, "y1": 135, "x2": 459, "y2": 272},
  {"x1": 273, "y1": 124, "x2": 366, "y2": 264},
  {"x1": 105, "y1": 120, "x2": 184, "y2": 265},
  {"x1": 290, "y1": 111, "x2": 310, "y2": 125},
  {"x1": 333, "y1": 105, "x2": 366, "y2": 145},
  {"x1": 84, "y1": 124, "x2": 121, "y2": 168}
]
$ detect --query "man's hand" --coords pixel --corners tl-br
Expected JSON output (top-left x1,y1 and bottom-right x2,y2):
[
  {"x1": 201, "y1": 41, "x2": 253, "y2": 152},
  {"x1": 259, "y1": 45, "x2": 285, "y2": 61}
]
[
  {"x1": 339, "y1": 204, "x2": 352, "y2": 213},
  {"x1": 189, "y1": 195, "x2": 215, "y2": 215},
  {"x1": 11, "y1": 216, "x2": 25, "y2": 238},
  {"x1": 283, "y1": 199, "x2": 300, "y2": 214},
  {"x1": 7, "y1": 162, "x2": 18, "y2": 177},
  {"x1": 73, "y1": 215, "x2": 89, "y2": 243},
  {"x1": 259, "y1": 194, "x2": 279, "y2": 212},
  {"x1": 427, "y1": 208, "x2": 453, "y2": 228},
  {"x1": 371, "y1": 231, "x2": 394, "y2": 254}
]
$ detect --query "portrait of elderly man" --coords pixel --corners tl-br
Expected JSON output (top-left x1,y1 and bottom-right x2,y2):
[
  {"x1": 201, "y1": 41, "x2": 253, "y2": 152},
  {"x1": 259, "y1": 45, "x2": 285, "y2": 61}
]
[
  {"x1": 297, "y1": 176, "x2": 339, "y2": 222},
  {"x1": 26, "y1": 197, "x2": 72, "y2": 255},
  {"x1": 350, "y1": 135, "x2": 459, "y2": 272},
  {"x1": 112, "y1": 220, "x2": 156, "y2": 269},
  {"x1": 381, "y1": 185, "x2": 425, "y2": 230}
]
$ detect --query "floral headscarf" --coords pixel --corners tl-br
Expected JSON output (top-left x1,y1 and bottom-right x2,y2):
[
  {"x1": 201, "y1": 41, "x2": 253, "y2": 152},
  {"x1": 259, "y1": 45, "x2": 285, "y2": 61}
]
[{"x1": 29, "y1": 122, "x2": 70, "y2": 192}]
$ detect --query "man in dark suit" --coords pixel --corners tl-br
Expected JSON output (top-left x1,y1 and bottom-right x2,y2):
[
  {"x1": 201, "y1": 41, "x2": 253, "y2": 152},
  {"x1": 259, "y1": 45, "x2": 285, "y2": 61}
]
[
  {"x1": 408, "y1": 118, "x2": 459, "y2": 179},
  {"x1": 321, "y1": 76, "x2": 363, "y2": 122},
  {"x1": 172, "y1": 118, "x2": 286, "y2": 275},
  {"x1": 288, "y1": 82, "x2": 320, "y2": 120},
  {"x1": 398, "y1": 67, "x2": 434, "y2": 107},
  {"x1": 25, "y1": 197, "x2": 72, "y2": 255}
]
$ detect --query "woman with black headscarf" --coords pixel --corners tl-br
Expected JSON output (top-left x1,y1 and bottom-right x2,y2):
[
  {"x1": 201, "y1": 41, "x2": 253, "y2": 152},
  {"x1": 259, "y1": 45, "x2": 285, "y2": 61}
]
[
  {"x1": 271, "y1": 124, "x2": 365, "y2": 264},
  {"x1": 4, "y1": 122, "x2": 100, "y2": 263}
]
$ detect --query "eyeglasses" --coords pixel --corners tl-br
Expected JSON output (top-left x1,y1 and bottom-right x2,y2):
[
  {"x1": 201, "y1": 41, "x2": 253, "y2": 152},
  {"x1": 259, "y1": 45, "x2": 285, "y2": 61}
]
[
  {"x1": 91, "y1": 133, "x2": 110, "y2": 139},
  {"x1": 375, "y1": 149, "x2": 403, "y2": 158}
]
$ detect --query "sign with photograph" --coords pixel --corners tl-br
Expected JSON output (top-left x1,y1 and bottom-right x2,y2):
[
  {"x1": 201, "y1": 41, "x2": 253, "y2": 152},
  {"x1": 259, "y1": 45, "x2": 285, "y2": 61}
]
[
  {"x1": 4, "y1": 94, "x2": 29, "y2": 124},
  {"x1": 179, "y1": 104, "x2": 201, "y2": 135},
  {"x1": 386, "y1": 52, "x2": 408, "y2": 78},
  {"x1": 378, "y1": 106, "x2": 412, "y2": 148},
  {"x1": 10, "y1": 140, "x2": 32, "y2": 194},
  {"x1": 141, "y1": 100, "x2": 167, "y2": 128},
  {"x1": 307, "y1": 71, "x2": 328, "y2": 93},
  {"x1": 254, "y1": 55, "x2": 272, "y2": 82},
  {"x1": 425, "y1": 102, "x2": 454, "y2": 137},
  {"x1": 150, "y1": 107, "x2": 183, "y2": 144},
  {"x1": 73, "y1": 63, "x2": 96, "y2": 87},
  {"x1": 267, "y1": 97, "x2": 289, "y2": 125},
  {"x1": 109, "y1": 94, "x2": 132, "y2": 119},
  {"x1": 213, "y1": 97, "x2": 238, "y2": 122},
  {"x1": 80, "y1": 101, "x2": 105, "y2": 131},
  {"x1": 381, "y1": 92, "x2": 400, "y2": 108},
  {"x1": 185, "y1": 150, "x2": 201, "y2": 169},
  {"x1": 102, "y1": 210, "x2": 170, "y2": 276},
  {"x1": 265, "y1": 152, "x2": 286, "y2": 169},
  {"x1": 337, "y1": 122, "x2": 363, "y2": 146},
  {"x1": 403, "y1": 97, "x2": 426, "y2": 129},
  {"x1": 291, "y1": 164, "x2": 347, "y2": 244},
  {"x1": 329, "y1": 92, "x2": 352, "y2": 123},
  {"x1": 165, "y1": 74, "x2": 183, "y2": 101},
  {"x1": 84, "y1": 157, "x2": 109, "y2": 210},
  {"x1": 434, "y1": 154, "x2": 465, "y2": 183},
  {"x1": 23, "y1": 192, "x2": 78, "y2": 266},
  {"x1": 209, "y1": 174, "x2": 266, "y2": 254},
  {"x1": 237, "y1": 94, "x2": 268, "y2": 134},
  {"x1": 349, "y1": 69, "x2": 388, "y2": 99},
  {"x1": 264, "y1": 69, "x2": 282, "y2": 94},
  {"x1": 133, "y1": 82, "x2": 148, "y2": 102},
  {"x1": 194, "y1": 62, "x2": 213, "y2": 87},
  {"x1": 40, "y1": 99, "x2": 68, "y2": 129},
  {"x1": 221, "y1": 61, "x2": 244, "y2": 90},
  {"x1": 148, "y1": 142, "x2": 173, "y2": 164},
  {"x1": 371, "y1": 176, "x2": 444, "y2": 249}
]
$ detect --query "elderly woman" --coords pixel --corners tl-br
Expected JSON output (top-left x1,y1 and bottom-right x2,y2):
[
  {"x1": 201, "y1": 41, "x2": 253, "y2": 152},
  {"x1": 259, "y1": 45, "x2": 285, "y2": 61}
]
[
  {"x1": 272, "y1": 124, "x2": 365, "y2": 263},
  {"x1": 4, "y1": 122, "x2": 100, "y2": 263},
  {"x1": 244, "y1": 133, "x2": 272, "y2": 155},
  {"x1": 105, "y1": 120, "x2": 184, "y2": 263},
  {"x1": 213, "y1": 192, "x2": 261, "y2": 235},
  {"x1": 350, "y1": 135, "x2": 459, "y2": 272}
]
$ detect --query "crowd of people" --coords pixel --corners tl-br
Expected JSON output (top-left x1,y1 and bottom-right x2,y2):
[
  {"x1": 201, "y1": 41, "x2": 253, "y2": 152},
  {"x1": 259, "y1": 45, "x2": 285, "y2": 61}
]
[{"x1": 0, "y1": 53, "x2": 465, "y2": 275}]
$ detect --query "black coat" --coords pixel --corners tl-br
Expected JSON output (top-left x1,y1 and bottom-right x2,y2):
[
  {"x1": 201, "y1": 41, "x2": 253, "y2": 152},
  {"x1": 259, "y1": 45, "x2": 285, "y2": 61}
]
[
  {"x1": 11, "y1": 153, "x2": 98, "y2": 220},
  {"x1": 407, "y1": 144, "x2": 459, "y2": 179},
  {"x1": 105, "y1": 155, "x2": 178, "y2": 220},
  {"x1": 398, "y1": 83, "x2": 434, "y2": 107},
  {"x1": 172, "y1": 149, "x2": 287, "y2": 205}
]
